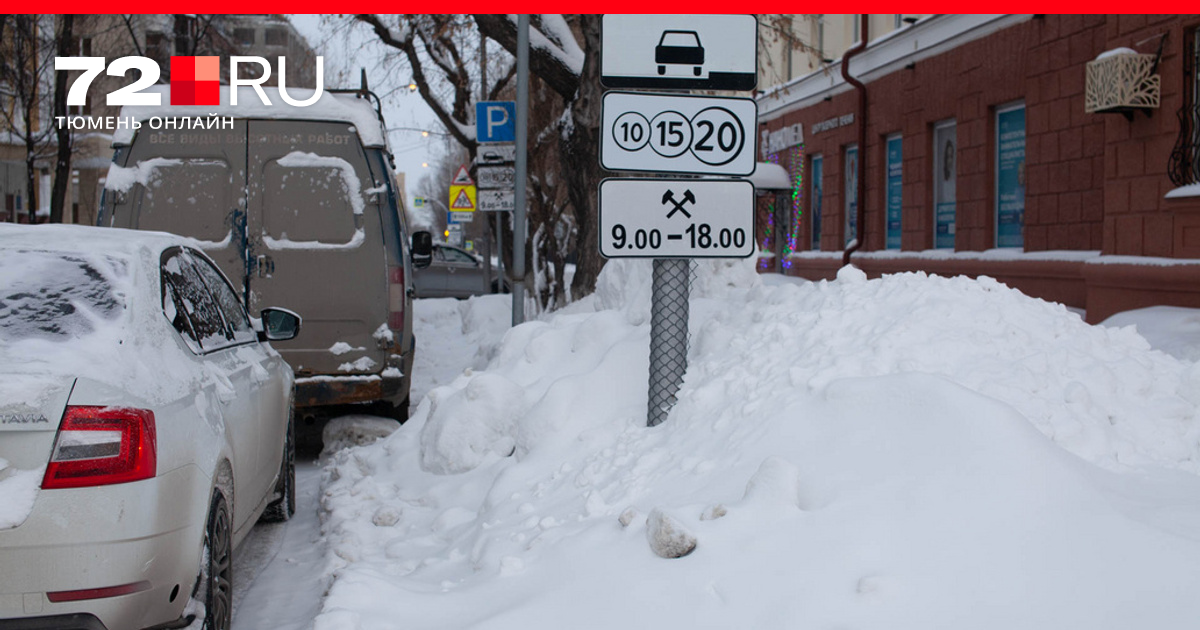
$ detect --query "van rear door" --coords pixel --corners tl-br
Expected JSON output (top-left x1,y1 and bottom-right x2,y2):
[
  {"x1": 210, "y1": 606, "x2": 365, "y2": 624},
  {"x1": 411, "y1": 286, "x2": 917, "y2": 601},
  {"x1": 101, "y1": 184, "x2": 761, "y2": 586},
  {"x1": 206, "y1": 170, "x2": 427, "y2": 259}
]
[
  {"x1": 245, "y1": 120, "x2": 389, "y2": 378},
  {"x1": 105, "y1": 123, "x2": 249, "y2": 302}
]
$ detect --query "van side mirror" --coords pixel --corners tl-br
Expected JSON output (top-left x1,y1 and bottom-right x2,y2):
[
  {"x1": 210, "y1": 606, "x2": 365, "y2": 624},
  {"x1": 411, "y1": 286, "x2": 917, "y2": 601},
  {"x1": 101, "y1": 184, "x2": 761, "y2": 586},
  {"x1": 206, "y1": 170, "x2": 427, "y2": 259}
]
[
  {"x1": 411, "y1": 231, "x2": 433, "y2": 269},
  {"x1": 259, "y1": 307, "x2": 302, "y2": 342}
]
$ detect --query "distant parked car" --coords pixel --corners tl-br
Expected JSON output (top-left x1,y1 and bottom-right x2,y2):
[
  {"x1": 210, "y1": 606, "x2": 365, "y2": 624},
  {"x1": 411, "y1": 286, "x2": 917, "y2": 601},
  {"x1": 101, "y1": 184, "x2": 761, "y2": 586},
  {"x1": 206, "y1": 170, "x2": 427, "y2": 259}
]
[
  {"x1": 412, "y1": 243, "x2": 508, "y2": 299},
  {"x1": 0, "y1": 224, "x2": 298, "y2": 630}
]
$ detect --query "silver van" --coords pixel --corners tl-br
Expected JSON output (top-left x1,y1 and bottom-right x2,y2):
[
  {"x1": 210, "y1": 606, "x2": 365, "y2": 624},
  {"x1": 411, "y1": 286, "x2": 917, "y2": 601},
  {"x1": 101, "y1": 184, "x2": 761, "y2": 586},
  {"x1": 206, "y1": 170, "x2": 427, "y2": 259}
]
[{"x1": 99, "y1": 84, "x2": 432, "y2": 422}]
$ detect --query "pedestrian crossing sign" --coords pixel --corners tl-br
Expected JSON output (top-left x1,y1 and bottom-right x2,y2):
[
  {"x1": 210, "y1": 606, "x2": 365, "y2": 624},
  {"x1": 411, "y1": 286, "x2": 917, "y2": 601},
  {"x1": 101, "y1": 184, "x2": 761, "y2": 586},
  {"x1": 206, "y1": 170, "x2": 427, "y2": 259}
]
[{"x1": 449, "y1": 184, "x2": 477, "y2": 211}]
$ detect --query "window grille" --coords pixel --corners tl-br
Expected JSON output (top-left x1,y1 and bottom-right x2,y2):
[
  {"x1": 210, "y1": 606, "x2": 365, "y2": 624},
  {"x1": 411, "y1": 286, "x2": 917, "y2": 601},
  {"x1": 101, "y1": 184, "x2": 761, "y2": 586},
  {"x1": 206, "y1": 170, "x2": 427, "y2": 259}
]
[{"x1": 1169, "y1": 28, "x2": 1200, "y2": 187}]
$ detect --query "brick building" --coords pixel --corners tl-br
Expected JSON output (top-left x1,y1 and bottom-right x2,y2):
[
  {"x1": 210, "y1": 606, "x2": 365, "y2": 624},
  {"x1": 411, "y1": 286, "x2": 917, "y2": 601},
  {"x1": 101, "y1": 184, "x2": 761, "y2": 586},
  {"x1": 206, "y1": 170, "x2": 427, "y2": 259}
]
[{"x1": 756, "y1": 14, "x2": 1200, "y2": 322}]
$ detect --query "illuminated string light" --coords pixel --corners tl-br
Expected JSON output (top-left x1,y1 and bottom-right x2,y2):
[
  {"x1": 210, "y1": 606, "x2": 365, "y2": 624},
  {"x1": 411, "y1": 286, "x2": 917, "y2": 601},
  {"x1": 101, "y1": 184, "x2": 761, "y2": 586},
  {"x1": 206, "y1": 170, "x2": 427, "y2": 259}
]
[{"x1": 766, "y1": 147, "x2": 803, "y2": 271}]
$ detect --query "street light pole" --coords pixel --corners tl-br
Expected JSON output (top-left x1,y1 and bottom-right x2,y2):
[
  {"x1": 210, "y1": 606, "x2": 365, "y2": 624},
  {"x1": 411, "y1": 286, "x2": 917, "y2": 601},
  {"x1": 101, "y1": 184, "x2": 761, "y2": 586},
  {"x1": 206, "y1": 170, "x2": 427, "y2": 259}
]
[{"x1": 512, "y1": 14, "x2": 530, "y2": 325}]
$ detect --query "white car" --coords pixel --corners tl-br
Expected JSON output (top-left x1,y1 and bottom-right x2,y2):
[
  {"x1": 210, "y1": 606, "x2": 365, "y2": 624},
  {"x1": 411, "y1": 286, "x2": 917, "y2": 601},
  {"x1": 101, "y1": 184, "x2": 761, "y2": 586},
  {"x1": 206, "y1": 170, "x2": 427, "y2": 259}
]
[{"x1": 0, "y1": 224, "x2": 298, "y2": 630}]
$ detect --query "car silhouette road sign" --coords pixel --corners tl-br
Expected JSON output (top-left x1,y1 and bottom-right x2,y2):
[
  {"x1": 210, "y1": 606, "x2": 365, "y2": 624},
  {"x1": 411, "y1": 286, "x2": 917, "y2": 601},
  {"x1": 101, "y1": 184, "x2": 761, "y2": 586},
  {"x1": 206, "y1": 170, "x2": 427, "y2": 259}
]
[
  {"x1": 601, "y1": 15, "x2": 756, "y2": 91},
  {"x1": 656, "y1": 30, "x2": 704, "y2": 76}
]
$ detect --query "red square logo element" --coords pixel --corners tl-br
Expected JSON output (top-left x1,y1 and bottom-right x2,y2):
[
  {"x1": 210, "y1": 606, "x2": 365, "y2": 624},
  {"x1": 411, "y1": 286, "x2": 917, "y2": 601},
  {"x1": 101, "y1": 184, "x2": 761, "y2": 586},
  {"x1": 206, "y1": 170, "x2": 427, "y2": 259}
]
[{"x1": 170, "y1": 56, "x2": 220, "y2": 106}]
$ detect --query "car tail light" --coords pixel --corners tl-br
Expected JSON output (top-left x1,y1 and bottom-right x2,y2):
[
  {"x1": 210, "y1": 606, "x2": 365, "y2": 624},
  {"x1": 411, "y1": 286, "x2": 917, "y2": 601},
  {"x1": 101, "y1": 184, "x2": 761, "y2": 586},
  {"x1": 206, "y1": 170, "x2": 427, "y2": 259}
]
[
  {"x1": 388, "y1": 265, "x2": 405, "y2": 332},
  {"x1": 42, "y1": 406, "x2": 156, "y2": 490}
]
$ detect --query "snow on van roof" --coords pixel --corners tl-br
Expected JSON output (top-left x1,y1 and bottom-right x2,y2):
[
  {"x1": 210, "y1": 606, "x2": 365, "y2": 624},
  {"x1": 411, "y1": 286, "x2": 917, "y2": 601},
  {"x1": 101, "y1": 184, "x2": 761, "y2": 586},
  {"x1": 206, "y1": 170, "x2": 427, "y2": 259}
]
[{"x1": 112, "y1": 85, "x2": 387, "y2": 148}]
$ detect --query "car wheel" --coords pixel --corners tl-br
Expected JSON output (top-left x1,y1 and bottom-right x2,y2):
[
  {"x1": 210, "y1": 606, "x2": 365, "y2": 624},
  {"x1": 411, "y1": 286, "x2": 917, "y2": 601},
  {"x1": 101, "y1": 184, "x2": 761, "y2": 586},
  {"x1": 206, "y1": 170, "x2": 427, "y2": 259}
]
[
  {"x1": 260, "y1": 412, "x2": 295, "y2": 523},
  {"x1": 198, "y1": 492, "x2": 232, "y2": 630}
]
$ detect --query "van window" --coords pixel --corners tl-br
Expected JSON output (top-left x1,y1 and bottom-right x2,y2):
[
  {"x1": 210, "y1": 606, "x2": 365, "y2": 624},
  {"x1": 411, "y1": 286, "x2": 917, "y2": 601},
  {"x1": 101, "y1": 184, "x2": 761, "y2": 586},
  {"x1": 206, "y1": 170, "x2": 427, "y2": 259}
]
[
  {"x1": 261, "y1": 152, "x2": 364, "y2": 248},
  {"x1": 124, "y1": 158, "x2": 235, "y2": 244}
]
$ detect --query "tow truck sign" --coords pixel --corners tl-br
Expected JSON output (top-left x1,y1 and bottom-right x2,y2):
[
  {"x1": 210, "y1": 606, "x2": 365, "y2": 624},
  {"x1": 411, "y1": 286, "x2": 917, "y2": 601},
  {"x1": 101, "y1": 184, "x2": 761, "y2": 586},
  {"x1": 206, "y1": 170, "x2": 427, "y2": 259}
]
[{"x1": 598, "y1": 178, "x2": 754, "y2": 259}]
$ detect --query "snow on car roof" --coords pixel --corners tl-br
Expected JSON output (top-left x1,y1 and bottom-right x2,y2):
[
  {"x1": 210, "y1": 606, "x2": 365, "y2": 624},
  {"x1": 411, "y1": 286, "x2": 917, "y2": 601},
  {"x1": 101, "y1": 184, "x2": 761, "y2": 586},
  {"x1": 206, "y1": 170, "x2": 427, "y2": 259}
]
[
  {"x1": 111, "y1": 85, "x2": 387, "y2": 148},
  {"x1": 0, "y1": 222, "x2": 197, "y2": 257}
]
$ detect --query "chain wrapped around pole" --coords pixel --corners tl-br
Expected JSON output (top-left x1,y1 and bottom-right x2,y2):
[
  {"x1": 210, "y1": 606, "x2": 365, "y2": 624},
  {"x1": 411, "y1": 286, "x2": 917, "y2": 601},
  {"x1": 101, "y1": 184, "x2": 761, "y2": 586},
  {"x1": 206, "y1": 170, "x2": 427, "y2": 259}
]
[{"x1": 648, "y1": 258, "x2": 690, "y2": 427}]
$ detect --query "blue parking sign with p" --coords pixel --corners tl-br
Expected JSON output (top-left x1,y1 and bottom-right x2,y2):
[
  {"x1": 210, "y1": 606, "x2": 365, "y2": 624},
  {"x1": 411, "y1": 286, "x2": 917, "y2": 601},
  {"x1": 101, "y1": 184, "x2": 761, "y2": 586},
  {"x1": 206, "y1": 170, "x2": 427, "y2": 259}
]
[{"x1": 476, "y1": 101, "x2": 516, "y2": 143}]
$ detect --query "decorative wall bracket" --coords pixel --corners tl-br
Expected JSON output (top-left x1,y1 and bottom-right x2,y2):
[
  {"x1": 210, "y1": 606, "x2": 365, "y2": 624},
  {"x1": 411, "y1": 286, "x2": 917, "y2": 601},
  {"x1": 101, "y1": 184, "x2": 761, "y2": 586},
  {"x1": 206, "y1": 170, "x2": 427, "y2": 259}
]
[{"x1": 1085, "y1": 52, "x2": 1161, "y2": 121}]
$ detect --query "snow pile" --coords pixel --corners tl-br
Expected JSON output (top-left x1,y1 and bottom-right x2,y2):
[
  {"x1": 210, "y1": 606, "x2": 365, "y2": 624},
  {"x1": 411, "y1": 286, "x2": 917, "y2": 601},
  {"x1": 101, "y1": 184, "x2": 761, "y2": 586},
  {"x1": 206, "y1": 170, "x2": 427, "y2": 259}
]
[
  {"x1": 321, "y1": 416, "x2": 401, "y2": 458},
  {"x1": 1102, "y1": 305, "x2": 1200, "y2": 362},
  {"x1": 408, "y1": 296, "x2": 513, "y2": 405},
  {"x1": 316, "y1": 261, "x2": 1200, "y2": 629}
]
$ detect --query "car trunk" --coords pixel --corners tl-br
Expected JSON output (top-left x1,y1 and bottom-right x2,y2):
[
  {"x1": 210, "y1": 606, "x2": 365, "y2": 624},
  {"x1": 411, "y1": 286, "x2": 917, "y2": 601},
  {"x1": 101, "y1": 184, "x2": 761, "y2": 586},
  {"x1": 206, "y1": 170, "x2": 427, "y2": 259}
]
[{"x1": 0, "y1": 376, "x2": 74, "y2": 471}]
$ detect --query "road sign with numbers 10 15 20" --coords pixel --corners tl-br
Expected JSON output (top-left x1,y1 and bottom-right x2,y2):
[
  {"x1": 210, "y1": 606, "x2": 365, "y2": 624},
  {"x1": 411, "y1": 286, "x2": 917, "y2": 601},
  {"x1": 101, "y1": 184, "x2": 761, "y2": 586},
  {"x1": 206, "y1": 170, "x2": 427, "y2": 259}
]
[
  {"x1": 601, "y1": 91, "x2": 757, "y2": 176},
  {"x1": 598, "y1": 178, "x2": 754, "y2": 259}
]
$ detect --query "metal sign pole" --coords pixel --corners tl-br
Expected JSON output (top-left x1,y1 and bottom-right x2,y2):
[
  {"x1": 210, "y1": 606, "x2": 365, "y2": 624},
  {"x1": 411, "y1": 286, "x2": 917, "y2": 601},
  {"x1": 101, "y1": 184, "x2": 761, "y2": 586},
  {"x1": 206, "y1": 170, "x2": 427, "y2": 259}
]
[
  {"x1": 512, "y1": 14, "x2": 530, "y2": 326},
  {"x1": 597, "y1": 14, "x2": 758, "y2": 428},
  {"x1": 647, "y1": 258, "x2": 689, "y2": 427}
]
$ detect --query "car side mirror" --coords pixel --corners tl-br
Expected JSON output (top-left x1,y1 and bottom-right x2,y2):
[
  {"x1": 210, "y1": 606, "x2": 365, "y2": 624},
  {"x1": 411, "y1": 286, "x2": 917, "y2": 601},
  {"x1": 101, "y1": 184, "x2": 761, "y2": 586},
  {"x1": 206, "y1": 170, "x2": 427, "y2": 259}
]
[
  {"x1": 412, "y1": 231, "x2": 433, "y2": 269},
  {"x1": 259, "y1": 307, "x2": 301, "y2": 342}
]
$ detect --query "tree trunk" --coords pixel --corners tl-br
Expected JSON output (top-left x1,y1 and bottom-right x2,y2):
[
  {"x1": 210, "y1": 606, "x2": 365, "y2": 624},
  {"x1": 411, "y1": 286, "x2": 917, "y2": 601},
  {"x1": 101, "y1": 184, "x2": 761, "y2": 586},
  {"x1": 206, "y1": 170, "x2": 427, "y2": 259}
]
[
  {"x1": 24, "y1": 103, "x2": 37, "y2": 224},
  {"x1": 562, "y1": 15, "x2": 605, "y2": 299},
  {"x1": 49, "y1": 15, "x2": 74, "y2": 224}
]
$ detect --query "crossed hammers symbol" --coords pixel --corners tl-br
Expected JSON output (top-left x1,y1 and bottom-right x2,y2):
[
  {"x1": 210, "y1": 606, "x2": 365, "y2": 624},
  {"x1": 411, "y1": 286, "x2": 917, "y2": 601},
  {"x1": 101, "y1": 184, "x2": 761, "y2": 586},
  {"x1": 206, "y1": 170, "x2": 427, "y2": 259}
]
[{"x1": 661, "y1": 189, "x2": 696, "y2": 219}]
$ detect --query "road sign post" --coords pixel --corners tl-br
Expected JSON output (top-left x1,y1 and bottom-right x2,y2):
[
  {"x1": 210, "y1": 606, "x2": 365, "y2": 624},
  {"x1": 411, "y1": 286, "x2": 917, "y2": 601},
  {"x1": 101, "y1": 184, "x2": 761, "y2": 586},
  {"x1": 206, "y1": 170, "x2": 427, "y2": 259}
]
[{"x1": 599, "y1": 14, "x2": 757, "y2": 428}]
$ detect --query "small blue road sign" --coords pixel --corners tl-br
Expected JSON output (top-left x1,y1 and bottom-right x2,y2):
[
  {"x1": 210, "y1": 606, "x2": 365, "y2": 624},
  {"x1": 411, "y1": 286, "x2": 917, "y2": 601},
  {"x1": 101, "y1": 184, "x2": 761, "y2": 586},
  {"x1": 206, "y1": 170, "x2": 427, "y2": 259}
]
[{"x1": 476, "y1": 101, "x2": 516, "y2": 143}]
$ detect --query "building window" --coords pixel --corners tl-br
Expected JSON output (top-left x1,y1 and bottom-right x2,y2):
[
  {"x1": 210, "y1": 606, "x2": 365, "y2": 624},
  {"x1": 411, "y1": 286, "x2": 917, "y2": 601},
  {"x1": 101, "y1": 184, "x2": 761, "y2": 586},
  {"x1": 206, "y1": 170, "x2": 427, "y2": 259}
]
[
  {"x1": 844, "y1": 145, "x2": 858, "y2": 247},
  {"x1": 895, "y1": 14, "x2": 903, "y2": 29},
  {"x1": 1170, "y1": 27, "x2": 1200, "y2": 187},
  {"x1": 885, "y1": 134, "x2": 903, "y2": 250},
  {"x1": 933, "y1": 120, "x2": 957, "y2": 249},
  {"x1": 234, "y1": 28, "x2": 256, "y2": 46},
  {"x1": 817, "y1": 16, "x2": 825, "y2": 60},
  {"x1": 811, "y1": 154, "x2": 823, "y2": 250},
  {"x1": 265, "y1": 28, "x2": 288, "y2": 47},
  {"x1": 852, "y1": 15, "x2": 861, "y2": 43},
  {"x1": 995, "y1": 102, "x2": 1026, "y2": 248},
  {"x1": 174, "y1": 15, "x2": 194, "y2": 54}
]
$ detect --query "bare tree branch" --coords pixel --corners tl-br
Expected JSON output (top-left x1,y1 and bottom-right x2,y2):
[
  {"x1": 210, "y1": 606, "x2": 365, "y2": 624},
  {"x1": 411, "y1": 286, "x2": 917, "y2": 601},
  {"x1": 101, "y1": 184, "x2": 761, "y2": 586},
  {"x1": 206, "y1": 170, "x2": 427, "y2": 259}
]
[
  {"x1": 121, "y1": 15, "x2": 144, "y2": 57},
  {"x1": 354, "y1": 14, "x2": 476, "y2": 151},
  {"x1": 473, "y1": 14, "x2": 579, "y2": 99}
]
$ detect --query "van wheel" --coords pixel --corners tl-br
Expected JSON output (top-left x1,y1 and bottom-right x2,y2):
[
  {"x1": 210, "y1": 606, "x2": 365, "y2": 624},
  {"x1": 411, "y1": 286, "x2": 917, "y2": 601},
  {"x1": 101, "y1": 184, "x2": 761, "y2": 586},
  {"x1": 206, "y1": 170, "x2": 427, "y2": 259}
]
[
  {"x1": 389, "y1": 397, "x2": 410, "y2": 422},
  {"x1": 196, "y1": 492, "x2": 232, "y2": 630},
  {"x1": 260, "y1": 412, "x2": 295, "y2": 523}
]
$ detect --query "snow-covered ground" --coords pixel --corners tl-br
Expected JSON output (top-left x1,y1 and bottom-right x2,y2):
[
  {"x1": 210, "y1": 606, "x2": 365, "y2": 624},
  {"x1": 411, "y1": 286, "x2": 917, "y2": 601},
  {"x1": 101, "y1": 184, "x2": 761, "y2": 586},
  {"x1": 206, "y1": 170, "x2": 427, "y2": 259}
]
[{"x1": 307, "y1": 261, "x2": 1200, "y2": 630}]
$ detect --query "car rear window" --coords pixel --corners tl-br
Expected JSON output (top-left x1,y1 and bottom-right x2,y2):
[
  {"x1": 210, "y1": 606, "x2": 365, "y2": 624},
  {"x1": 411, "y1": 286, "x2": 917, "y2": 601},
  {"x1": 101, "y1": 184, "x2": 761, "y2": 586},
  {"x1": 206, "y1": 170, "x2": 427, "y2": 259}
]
[{"x1": 0, "y1": 250, "x2": 128, "y2": 341}]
